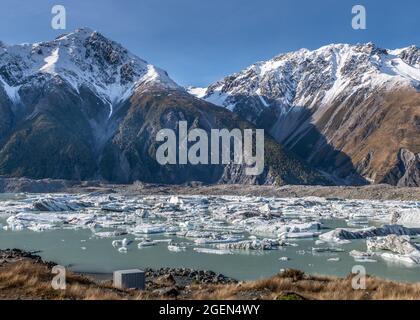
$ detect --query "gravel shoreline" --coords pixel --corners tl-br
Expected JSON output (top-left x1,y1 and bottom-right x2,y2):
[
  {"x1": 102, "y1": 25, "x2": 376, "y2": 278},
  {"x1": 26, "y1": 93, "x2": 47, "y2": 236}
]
[{"x1": 1, "y1": 177, "x2": 419, "y2": 201}]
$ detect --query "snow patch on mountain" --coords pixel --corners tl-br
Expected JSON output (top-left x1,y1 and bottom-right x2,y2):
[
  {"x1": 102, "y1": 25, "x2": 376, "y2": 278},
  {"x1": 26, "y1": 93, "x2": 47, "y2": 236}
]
[
  {"x1": 187, "y1": 86, "x2": 207, "y2": 98},
  {"x1": 0, "y1": 76, "x2": 21, "y2": 102}
]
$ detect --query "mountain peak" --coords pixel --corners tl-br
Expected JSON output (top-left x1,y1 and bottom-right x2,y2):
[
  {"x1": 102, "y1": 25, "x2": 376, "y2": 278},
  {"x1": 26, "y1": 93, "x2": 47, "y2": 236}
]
[{"x1": 0, "y1": 28, "x2": 180, "y2": 105}]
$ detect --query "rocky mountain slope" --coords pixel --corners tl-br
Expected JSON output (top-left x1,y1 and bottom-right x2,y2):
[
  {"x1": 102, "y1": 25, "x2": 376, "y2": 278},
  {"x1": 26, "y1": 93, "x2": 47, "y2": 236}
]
[
  {"x1": 0, "y1": 28, "x2": 328, "y2": 185},
  {"x1": 191, "y1": 43, "x2": 420, "y2": 186}
]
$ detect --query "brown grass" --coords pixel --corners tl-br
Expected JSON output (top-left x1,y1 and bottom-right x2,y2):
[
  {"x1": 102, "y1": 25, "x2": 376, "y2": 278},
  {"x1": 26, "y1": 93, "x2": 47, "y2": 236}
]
[
  {"x1": 0, "y1": 260, "x2": 143, "y2": 300},
  {"x1": 191, "y1": 270, "x2": 420, "y2": 300},
  {"x1": 1, "y1": 260, "x2": 420, "y2": 300}
]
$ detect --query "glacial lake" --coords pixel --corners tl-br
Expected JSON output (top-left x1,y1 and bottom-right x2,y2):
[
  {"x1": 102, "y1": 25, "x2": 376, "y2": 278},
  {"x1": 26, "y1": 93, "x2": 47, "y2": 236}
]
[
  {"x1": 0, "y1": 193, "x2": 419, "y2": 282},
  {"x1": 1, "y1": 218, "x2": 420, "y2": 282}
]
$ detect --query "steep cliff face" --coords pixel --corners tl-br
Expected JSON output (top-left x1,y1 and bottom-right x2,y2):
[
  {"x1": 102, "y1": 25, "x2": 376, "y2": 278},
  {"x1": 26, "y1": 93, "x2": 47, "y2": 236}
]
[
  {"x1": 382, "y1": 149, "x2": 420, "y2": 187},
  {"x1": 192, "y1": 43, "x2": 420, "y2": 186}
]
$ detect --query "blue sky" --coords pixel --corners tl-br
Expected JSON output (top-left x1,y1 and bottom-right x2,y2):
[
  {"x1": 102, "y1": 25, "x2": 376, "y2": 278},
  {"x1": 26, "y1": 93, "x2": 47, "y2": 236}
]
[{"x1": 0, "y1": 0, "x2": 419, "y2": 86}]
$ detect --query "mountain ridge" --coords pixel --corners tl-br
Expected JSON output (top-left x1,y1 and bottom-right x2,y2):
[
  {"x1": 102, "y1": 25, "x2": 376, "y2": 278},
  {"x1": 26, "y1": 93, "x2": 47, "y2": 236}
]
[
  {"x1": 0, "y1": 28, "x2": 329, "y2": 186},
  {"x1": 190, "y1": 42, "x2": 420, "y2": 186}
]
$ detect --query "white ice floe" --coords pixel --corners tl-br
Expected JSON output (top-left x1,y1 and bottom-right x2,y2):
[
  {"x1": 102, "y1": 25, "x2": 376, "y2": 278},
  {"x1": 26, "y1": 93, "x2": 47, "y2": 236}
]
[
  {"x1": 312, "y1": 247, "x2": 344, "y2": 253},
  {"x1": 93, "y1": 231, "x2": 127, "y2": 238},
  {"x1": 33, "y1": 198, "x2": 87, "y2": 212},
  {"x1": 215, "y1": 238, "x2": 281, "y2": 250},
  {"x1": 138, "y1": 239, "x2": 156, "y2": 248},
  {"x1": 319, "y1": 225, "x2": 420, "y2": 243},
  {"x1": 194, "y1": 235, "x2": 242, "y2": 245},
  {"x1": 193, "y1": 248, "x2": 233, "y2": 255},
  {"x1": 169, "y1": 196, "x2": 184, "y2": 205},
  {"x1": 349, "y1": 250, "x2": 378, "y2": 263},
  {"x1": 118, "y1": 247, "x2": 128, "y2": 253},
  {"x1": 367, "y1": 235, "x2": 420, "y2": 265},
  {"x1": 168, "y1": 244, "x2": 187, "y2": 252},
  {"x1": 112, "y1": 238, "x2": 131, "y2": 248},
  {"x1": 130, "y1": 224, "x2": 166, "y2": 234},
  {"x1": 327, "y1": 257, "x2": 341, "y2": 262},
  {"x1": 391, "y1": 211, "x2": 420, "y2": 227}
]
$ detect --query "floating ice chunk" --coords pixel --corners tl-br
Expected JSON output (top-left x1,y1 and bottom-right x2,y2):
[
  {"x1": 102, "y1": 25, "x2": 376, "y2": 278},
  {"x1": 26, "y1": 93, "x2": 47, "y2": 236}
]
[
  {"x1": 168, "y1": 244, "x2": 187, "y2": 252},
  {"x1": 33, "y1": 198, "x2": 86, "y2": 212},
  {"x1": 391, "y1": 211, "x2": 420, "y2": 227},
  {"x1": 354, "y1": 258, "x2": 378, "y2": 263},
  {"x1": 179, "y1": 221, "x2": 195, "y2": 230},
  {"x1": 94, "y1": 231, "x2": 127, "y2": 238},
  {"x1": 350, "y1": 250, "x2": 374, "y2": 258},
  {"x1": 6, "y1": 212, "x2": 62, "y2": 230},
  {"x1": 27, "y1": 224, "x2": 54, "y2": 232},
  {"x1": 193, "y1": 248, "x2": 233, "y2": 255},
  {"x1": 195, "y1": 235, "x2": 242, "y2": 245},
  {"x1": 101, "y1": 204, "x2": 124, "y2": 212},
  {"x1": 249, "y1": 221, "x2": 321, "y2": 237},
  {"x1": 112, "y1": 238, "x2": 131, "y2": 248},
  {"x1": 118, "y1": 247, "x2": 128, "y2": 253},
  {"x1": 169, "y1": 196, "x2": 183, "y2": 205},
  {"x1": 135, "y1": 209, "x2": 149, "y2": 219},
  {"x1": 367, "y1": 234, "x2": 420, "y2": 264},
  {"x1": 380, "y1": 252, "x2": 418, "y2": 265},
  {"x1": 138, "y1": 239, "x2": 156, "y2": 248},
  {"x1": 319, "y1": 224, "x2": 420, "y2": 242},
  {"x1": 312, "y1": 247, "x2": 344, "y2": 253},
  {"x1": 349, "y1": 250, "x2": 378, "y2": 263},
  {"x1": 259, "y1": 204, "x2": 272, "y2": 214},
  {"x1": 152, "y1": 239, "x2": 172, "y2": 243},
  {"x1": 216, "y1": 238, "x2": 281, "y2": 250},
  {"x1": 130, "y1": 224, "x2": 166, "y2": 234},
  {"x1": 279, "y1": 231, "x2": 318, "y2": 239},
  {"x1": 327, "y1": 257, "x2": 341, "y2": 262}
]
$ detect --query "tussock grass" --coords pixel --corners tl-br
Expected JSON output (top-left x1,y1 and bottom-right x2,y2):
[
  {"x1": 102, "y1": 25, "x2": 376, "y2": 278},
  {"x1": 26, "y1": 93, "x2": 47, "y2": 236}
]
[
  {"x1": 0, "y1": 261, "x2": 142, "y2": 300},
  {"x1": 1, "y1": 261, "x2": 419, "y2": 300},
  {"x1": 191, "y1": 270, "x2": 420, "y2": 300}
]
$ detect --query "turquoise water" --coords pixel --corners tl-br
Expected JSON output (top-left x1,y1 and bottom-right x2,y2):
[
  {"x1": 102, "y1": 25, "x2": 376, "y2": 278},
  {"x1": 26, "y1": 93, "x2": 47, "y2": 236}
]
[{"x1": 1, "y1": 218, "x2": 419, "y2": 282}]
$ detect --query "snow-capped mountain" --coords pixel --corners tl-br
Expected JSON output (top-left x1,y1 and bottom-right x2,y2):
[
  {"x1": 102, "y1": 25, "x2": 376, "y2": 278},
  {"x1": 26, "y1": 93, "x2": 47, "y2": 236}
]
[
  {"x1": 0, "y1": 27, "x2": 179, "y2": 110},
  {"x1": 191, "y1": 43, "x2": 420, "y2": 186},
  {"x1": 0, "y1": 29, "x2": 327, "y2": 185}
]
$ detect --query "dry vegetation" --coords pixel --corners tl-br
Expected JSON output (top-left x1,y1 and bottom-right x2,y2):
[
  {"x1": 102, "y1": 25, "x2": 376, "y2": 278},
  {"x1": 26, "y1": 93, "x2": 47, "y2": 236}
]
[
  {"x1": 191, "y1": 269, "x2": 420, "y2": 300},
  {"x1": 0, "y1": 260, "x2": 141, "y2": 300},
  {"x1": 1, "y1": 259, "x2": 420, "y2": 300}
]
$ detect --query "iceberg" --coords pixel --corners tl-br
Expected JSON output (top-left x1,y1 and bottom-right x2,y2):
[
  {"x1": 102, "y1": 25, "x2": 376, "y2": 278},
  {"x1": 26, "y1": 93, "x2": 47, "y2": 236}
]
[
  {"x1": 168, "y1": 244, "x2": 187, "y2": 252},
  {"x1": 319, "y1": 224, "x2": 420, "y2": 242},
  {"x1": 367, "y1": 234, "x2": 420, "y2": 265},
  {"x1": 138, "y1": 239, "x2": 156, "y2": 248},
  {"x1": 215, "y1": 238, "x2": 281, "y2": 250},
  {"x1": 193, "y1": 248, "x2": 233, "y2": 255},
  {"x1": 130, "y1": 224, "x2": 166, "y2": 234},
  {"x1": 312, "y1": 247, "x2": 344, "y2": 253},
  {"x1": 33, "y1": 198, "x2": 85, "y2": 212}
]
